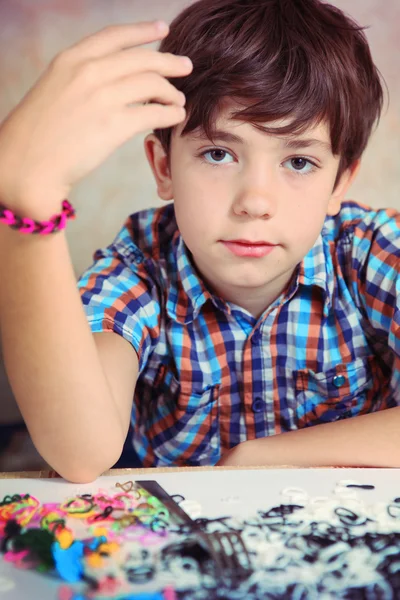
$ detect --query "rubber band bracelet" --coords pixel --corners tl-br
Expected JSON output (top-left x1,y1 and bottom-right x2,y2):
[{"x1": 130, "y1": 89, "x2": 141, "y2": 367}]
[{"x1": 0, "y1": 199, "x2": 76, "y2": 235}]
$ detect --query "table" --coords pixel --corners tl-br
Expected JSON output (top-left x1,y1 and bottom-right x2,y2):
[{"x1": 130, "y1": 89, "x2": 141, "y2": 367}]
[{"x1": 0, "y1": 464, "x2": 307, "y2": 479}]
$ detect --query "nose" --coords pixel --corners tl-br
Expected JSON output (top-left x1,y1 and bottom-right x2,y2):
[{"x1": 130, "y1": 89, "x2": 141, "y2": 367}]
[
  {"x1": 232, "y1": 182, "x2": 277, "y2": 220},
  {"x1": 232, "y1": 190, "x2": 277, "y2": 220}
]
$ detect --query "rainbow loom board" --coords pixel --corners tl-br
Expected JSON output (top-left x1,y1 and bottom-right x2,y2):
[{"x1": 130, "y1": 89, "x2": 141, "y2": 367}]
[{"x1": 1, "y1": 468, "x2": 400, "y2": 599}]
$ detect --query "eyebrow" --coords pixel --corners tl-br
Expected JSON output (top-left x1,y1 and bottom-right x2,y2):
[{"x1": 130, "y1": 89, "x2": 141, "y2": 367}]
[
  {"x1": 189, "y1": 129, "x2": 332, "y2": 152},
  {"x1": 283, "y1": 138, "x2": 332, "y2": 152}
]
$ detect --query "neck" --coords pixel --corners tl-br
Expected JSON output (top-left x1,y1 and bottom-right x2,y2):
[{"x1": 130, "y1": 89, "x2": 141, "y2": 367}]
[{"x1": 205, "y1": 274, "x2": 294, "y2": 319}]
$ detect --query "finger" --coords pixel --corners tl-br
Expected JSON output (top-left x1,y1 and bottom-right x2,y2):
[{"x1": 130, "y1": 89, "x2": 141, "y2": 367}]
[
  {"x1": 68, "y1": 21, "x2": 170, "y2": 60},
  {"x1": 124, "y1": 104, "x2": 186, "y2": 135},
  {"x1": 94, "y1": 48, "x2": 193, "y2": 83},
  {"x1": 111, "y1": 73, "x2": 186, "y2": 108}
]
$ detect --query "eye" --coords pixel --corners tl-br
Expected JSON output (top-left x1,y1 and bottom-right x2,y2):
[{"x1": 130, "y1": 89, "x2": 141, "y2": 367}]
[
  {"x1": 283, "y1": 156, "x2": 318, "y2": 175},
  {"x1": 182, "y1": 558, "x2": 196, "y2": 570},
  {"x1": 200, "y1": 148, "x2": 234, "y2": 165}
]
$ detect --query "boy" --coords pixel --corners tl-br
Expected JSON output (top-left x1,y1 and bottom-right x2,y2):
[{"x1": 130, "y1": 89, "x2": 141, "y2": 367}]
[{"x1": 0, "y1": 0, "x2": 398, "y2": 482}]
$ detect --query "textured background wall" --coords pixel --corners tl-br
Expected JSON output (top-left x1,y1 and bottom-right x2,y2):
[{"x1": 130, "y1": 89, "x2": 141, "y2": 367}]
[
  {"x1": 0, "y1": 0, "x2": 399, "y2": 276},
  {"x1": 0, "y1": 0, "x2": 399, "y2": 417}
]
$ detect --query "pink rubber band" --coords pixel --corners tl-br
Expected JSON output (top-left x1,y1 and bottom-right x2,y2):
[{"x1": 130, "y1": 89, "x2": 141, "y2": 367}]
[
  {"x1": 0, "y1": 209, "x2": 16, "y2": 226},
  {"x1": 57, "y1": 211, "x2": 68, "y2": 230},
  {"x1": 20, "y1": 217, "x2": 36, "y2": 234},
  {"x1": 0, "y1": 199, "x2": 75, "y2": 235},
  {"x1": 39, "y1": 220, "x2": 56, "y2": 236}
]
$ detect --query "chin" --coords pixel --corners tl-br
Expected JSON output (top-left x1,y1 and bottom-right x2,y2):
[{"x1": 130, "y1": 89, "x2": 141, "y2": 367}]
[
  {"x1": 220, "y1": 272, "x2": 273, "y2": 290},
  {"x1": 237, "y1": 278, "x2": 273, "y2": 290}
]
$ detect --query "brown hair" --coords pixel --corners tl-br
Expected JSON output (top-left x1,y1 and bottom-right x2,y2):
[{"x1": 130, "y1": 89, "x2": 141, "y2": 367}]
[{"x1": 154, "y1": 0, "x2": 385, "y2": 181}]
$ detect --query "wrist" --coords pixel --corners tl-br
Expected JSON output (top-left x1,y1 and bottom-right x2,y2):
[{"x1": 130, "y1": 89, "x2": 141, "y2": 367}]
[
  {"x1": 0, "y1": 198, "x2": 75, "y2": 237},
  {"x1": 0, "y1": 173, "x2": 70, "y2": 221},
  {"x1": 0, "y1": 194, "x2": 69, "y2": 222}
]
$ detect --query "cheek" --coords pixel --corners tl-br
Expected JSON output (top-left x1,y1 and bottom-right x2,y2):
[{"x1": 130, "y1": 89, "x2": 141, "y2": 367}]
[
  {"x1": 173, "y1": 182, "x2": 222, "y2": 237},
  {"x1": 177, "y1": 214, "x2": 213, "y2": 255},
  {"x1": 173, "y1": 199, "x2": 207, "y2": 249},
  {"x1": 283, "y1": 197, "x2": 328, "y2": 247}
]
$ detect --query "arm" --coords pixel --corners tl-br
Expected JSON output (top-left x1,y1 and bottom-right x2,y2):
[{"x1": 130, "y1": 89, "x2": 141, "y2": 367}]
[
  {"x1": 0, "y1": 224, "x2": 138, "y2": 482},
  {"x1": 220, "y1": 210, "x2": 400, "y2": 469},
  {"x1": 0, "y1": 22, "x2": 191, "y2": 482},
  {"x1": 217, "y1": 406, "x2": 400, "y2": 467}
]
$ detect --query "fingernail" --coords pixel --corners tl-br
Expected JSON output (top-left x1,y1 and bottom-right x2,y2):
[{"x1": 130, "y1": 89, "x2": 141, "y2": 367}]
[
  {"x1": 181, "y1": 56, "x2": 192, "y2": 68},
  {"x1": 155, "y1": 21, "x2": 169, "y2": 33}
]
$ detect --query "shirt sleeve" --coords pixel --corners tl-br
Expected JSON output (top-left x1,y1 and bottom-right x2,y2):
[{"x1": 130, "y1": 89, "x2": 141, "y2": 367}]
[
  {"x1": 350, "y1": 207, "x2": 400, "y2": 379},
  {"x1": 77, "y1": 224, "x2": 161, "y2": 374}
]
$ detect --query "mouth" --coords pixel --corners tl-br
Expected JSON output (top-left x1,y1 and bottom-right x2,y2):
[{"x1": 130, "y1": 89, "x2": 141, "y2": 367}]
[{"x1": 220, "y1": 239, "x2": 277, "y2": 258}]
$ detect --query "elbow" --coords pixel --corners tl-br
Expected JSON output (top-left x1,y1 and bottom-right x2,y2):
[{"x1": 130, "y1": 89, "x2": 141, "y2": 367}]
[
  {"x1": 35, "y1": 441, "x2": 123, "y2": 484},
  {"x1": 58, "y1": 449, "x2": 122, "y2": 483},
  {"x1": 57, "y1": 466, "x2": 106, "y2": 484}
]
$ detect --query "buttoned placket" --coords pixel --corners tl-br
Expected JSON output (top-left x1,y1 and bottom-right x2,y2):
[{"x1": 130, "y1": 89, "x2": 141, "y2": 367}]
[{"x1": 242, "y1": 305, "x2": 280, "y2": 440}]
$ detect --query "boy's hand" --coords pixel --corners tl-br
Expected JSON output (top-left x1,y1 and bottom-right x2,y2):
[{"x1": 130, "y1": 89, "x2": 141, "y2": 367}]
[
  {"x1": 0, "y1": 21, "x2": 192, "y2": 214},
  {"x1": 217, "y1": 442, "x2": 249, "y2": 467}
]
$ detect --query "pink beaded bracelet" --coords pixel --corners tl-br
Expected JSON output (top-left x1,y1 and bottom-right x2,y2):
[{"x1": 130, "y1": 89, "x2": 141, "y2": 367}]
[{"x1": 0, "y1": 199, "x2": 76, "y2": 235}]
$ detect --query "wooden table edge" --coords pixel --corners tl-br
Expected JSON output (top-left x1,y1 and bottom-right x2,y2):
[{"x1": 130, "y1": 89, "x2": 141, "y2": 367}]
[{"x1": 0, "y1": 465, "x2": 350, "y2": 479}]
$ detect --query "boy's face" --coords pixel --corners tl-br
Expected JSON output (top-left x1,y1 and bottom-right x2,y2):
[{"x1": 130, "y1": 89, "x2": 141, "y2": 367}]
[{"x1": 145, "y1": 103, "x2": 359, "y2": 317}]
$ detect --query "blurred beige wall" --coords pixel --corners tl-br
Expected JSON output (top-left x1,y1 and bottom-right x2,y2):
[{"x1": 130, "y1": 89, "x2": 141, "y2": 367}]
[
  {"x1": 0, "y1": 0, "x2": 399, "y2": 276},
  {"x1": 0, "y1": 0, "x2": 399, "y2": 416}
]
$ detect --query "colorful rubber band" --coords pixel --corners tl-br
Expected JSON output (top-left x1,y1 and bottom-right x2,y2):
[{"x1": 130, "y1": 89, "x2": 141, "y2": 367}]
[{"x1": 0, "y1": 199, "x2": 76, "y2": 235}]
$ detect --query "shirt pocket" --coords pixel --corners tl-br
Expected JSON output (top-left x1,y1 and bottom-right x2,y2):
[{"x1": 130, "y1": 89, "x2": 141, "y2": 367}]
[
  {"x1": 146, "y1": 364, "x2": 221, "y2": 466},
  {"x1": 293, "y1": 356, "x2": 377, "y2": 428}
]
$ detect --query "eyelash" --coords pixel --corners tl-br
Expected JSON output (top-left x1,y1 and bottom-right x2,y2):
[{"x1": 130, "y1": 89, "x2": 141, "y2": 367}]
[{"x1": 196, "y1": 148, "x2": 320, "y2": 176}]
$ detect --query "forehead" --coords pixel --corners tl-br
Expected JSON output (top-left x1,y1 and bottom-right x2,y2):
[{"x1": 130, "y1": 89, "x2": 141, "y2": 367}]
[{"x1": 175, "y1": 99, "x2": 332, "y2": 148}]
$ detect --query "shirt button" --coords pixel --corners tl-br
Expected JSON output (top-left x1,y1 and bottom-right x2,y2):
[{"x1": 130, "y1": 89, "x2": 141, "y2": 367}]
[
  {"x1": 337, "y1": 410, "x2": 352, "y2": 420},
  {"x1": 251, "y1": 330, "x2": 261, "y2": 344},
  {"x1": 333, "y1": 374, "x2": 346, "y2": 388},
  {"x1": 252, "y1": 398, "x2": 264, "y2": 413}
]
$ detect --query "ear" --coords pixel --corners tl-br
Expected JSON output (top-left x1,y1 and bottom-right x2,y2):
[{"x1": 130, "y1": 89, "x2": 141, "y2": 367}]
[
  {"x1": 144, "y1": 134, "x2": 173, "y2": 201},
  {"x1": 327, "y1": 160, "x2": 361, "y2": 216}
]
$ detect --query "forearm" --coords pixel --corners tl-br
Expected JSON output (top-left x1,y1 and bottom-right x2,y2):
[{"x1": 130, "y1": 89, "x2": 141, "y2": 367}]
[
  {"x1": 223, "y1": 407, "x2": 400, "y2": 467},
  {"x1": 0, "y1": 226, "x2": 126, "y2": 481}
]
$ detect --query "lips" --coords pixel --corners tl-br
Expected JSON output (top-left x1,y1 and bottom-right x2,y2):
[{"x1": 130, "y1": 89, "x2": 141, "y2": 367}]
[
  {"x1": 227, "y1": 239, "x2": 273, "y2": 246},
  {"x1": 221, "y1": 239, "x2": 277, "y2": 258}
]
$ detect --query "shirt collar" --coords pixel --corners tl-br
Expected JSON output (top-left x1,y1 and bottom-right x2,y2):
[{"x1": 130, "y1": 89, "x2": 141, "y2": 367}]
[
  {"x1": 166, "y1": 229, "x2": 334, "y2": 323},
  {"x1": 297, "y1": 230, "x2": 334, "y2": 317},
  {"x1": 166, "y1": 235, "x2": 230, "y2": 324}
]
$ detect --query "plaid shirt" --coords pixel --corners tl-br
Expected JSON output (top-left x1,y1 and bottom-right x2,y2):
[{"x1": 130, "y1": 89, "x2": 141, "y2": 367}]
[{"x1": 78, "y1": 201, "x2": 400, "y2": 467}]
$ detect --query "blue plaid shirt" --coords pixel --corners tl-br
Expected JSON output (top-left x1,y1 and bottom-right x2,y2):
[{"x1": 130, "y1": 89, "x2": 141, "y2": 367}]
[{"x1": 78, "y1": 201, "x2": 400, "y2": 467}]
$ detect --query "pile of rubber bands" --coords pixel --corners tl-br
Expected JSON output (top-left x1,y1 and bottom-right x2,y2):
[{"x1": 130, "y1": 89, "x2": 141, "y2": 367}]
[
  {"x1": 2, "y1": 481, "x2": 400, "y2": 599},
  {"x1": 0, "y1": 483, "x2": 180, "y2": 599}
]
